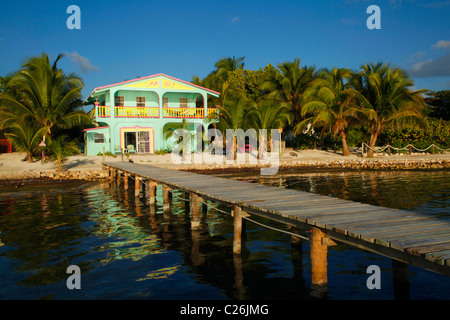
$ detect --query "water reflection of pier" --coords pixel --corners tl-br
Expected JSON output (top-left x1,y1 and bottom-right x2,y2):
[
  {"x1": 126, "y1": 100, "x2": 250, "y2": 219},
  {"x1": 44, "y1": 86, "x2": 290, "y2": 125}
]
[
  {"x1": 103, "y1": 162, "x2": 450, "y2": 299},
  {"x1": 85, "y1": 181, "x2": 309, "y2": 299}
]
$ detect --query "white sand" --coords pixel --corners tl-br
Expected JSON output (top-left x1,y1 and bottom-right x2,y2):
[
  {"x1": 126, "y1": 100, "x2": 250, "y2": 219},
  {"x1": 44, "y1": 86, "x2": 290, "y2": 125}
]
[{"x1": 0, "y1": 149, "x2": 448, "y2": 180}]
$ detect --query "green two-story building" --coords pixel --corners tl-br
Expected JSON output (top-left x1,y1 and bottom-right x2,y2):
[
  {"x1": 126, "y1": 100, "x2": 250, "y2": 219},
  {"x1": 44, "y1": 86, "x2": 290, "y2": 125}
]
[{"x1": 83, "y1": 73, "x2": 220, "y2": 156}]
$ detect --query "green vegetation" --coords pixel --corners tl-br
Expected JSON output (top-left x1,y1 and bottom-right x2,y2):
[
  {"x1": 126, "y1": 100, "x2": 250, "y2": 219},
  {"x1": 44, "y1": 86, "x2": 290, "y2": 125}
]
[
  {"x1": 46, "y1": 136, "x2": 80, "y2": 171},
  {"x1": 2, "y1": 52, "x2": 448, "y2": 160},
  {"x1": 4, "y1": 123, "x2": 49, "y2": 162},
  {"x1": 294, "y1": 67, "x2": 367, "y2": 156},
  {"x1": 155, "y1": 148, "x2": 172, "y2": 155},
  {"x1": 379, "y1": 117, "x2": 450, "y2": 151},
  {"x1": 351, "y1": 63, "x2": 426, "y2": 157},
  {"x1": 0, "y1": 53, "x2": 91, "y2": 166},
  {"x1": 97, "y1": 151, "x2": 117, "y2": 157},
  {"x1": 193, "y1": 57, "x2": 449, "y2": 156}
]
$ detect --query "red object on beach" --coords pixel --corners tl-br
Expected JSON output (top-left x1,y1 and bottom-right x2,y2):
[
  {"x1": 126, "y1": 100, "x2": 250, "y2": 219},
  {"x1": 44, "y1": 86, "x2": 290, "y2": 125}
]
[
  {"x1": 0, "y1": 139, "x2": 12, "y2": 153},
  {"x1": 237, "y1": 144, "x2": 255, "y2": 153}
]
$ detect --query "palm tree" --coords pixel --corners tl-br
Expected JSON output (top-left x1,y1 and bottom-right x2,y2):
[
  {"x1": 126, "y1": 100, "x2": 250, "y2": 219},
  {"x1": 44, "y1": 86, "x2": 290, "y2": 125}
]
[
  {"x1": 294, "y1": 67, "x2": 367, "y2": 156},
  {"x1": 192, "y1": 56, "x2": 246, "y2": 109},
  {"x1": 163, "y1": 119, "x2": 196, "y2": 159},
  {"x1": 0, "y1": 53, "x2": 91, "y2": 138},
  {"x1": 247, "y1": 100, "x2": 292, "y2": 158},
  {"x1": 207, "y1": 97, "x2": 250, "y2": 159},
  {"x1": 261, "y1": 58, "x2": 318, "y2": 123},
  {"x1": 352, "y1": 63, "x2": 426, "y2": 157},
  {"x1": 46, "y1": 135, "x2": 80, "y2": 171},
  {"x1": 214, "y1": 56, "x2": 245, "y2": 81},
  {"x1": 4, "y1": 122, "x2": 49, "y2": 162}
]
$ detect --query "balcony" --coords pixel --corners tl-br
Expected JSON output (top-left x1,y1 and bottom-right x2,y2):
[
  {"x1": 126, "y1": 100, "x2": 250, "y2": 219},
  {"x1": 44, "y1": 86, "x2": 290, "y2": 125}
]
[
  {"x1": 95, "y1": 106, "x2": 218, "y2": 119},
  {"x1": 116, "y1": 106, "x2": 159, "y2": 118}
]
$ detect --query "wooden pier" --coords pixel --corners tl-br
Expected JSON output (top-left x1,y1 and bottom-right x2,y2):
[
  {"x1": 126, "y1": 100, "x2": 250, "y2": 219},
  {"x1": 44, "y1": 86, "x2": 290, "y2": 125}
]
[{"x1": 103, "y1": 161, "x2": 450, "y2": 296}]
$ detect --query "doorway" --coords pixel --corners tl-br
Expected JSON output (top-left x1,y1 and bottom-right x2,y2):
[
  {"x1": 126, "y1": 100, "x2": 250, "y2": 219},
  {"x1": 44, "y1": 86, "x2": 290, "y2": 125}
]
[{"x1": 124, "y1": 132, "x2": 136, "y2": 151}]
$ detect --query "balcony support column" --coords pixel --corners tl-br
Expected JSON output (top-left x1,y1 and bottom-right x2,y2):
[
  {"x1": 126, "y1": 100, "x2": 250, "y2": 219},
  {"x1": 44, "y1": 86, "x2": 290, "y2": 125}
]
[{"x1": 203, "y1": 93, "x2": 207, "y2": 119}]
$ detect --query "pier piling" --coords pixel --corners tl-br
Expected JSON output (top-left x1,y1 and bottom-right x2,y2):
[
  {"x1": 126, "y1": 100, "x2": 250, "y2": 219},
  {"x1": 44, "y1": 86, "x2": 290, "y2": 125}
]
[
  {"x1": 124, "y1": 172, "x2": 129, "y2": 190},
  {"x1": 233, "y1": 205, "x2": 243, "y2": 255},
  {"x1": 163, "y1": 185, "x2": 171, "y2": 213},
  {"x1": 190, "y1": 193, "x2": 201, "y2": 229},
  {"x1": 135, "y1": 176, "x2": 141, "y2": 197},
  {"x1": 310, "y1": 227, "x2": 328, "y2": 298}
]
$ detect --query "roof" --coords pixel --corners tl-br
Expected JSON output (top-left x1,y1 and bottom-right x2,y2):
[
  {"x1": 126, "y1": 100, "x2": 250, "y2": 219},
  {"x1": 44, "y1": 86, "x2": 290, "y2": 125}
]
[{"x1": 84, "y1": 73, "x2": 220, "y2": 104}]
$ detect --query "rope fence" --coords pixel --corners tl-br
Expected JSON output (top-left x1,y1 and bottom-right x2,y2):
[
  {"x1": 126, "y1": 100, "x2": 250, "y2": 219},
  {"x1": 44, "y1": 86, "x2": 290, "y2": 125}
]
[
  {"x1": 169, "y1": 189, "x2": 310, "y2": 241},
  {"x1": 361, "y1": 142, "x2": 450, "y2": 156}
]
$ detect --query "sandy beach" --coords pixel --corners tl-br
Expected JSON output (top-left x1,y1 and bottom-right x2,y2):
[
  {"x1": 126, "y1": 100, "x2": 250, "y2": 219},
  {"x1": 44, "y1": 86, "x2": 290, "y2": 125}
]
[{"x1": 0, "y1": 148, "x2": 449, "y2": 182}]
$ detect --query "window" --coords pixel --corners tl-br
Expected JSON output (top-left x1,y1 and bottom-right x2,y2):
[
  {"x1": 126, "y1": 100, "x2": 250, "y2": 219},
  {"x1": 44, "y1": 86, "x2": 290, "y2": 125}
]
[
  {"x1": 163, "y1": 97, "x2": 169, "y2": 108},
  {"x1": 136, "y1": 97, "x2": 145, "y2": 107},
  {"x1": 93, "y1": 133, "x2": 104, "y2": 143},
  {"x1": 179, "y1": 98, "x2": 188, "y2": 108},
  {"x1": 115, "y1": 96, "x2": 124, "y2": 106}
]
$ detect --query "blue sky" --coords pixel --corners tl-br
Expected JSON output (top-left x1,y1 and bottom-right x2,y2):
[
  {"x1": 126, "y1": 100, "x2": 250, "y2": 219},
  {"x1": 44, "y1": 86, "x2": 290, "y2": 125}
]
[{"x1": 0, "y1": 0, "x2": 449, "y2": 102}]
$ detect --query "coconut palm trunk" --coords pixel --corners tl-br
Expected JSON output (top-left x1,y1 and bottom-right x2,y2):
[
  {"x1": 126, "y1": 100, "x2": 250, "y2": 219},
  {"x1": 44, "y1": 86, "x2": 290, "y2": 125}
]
[
  {"x1": 340, "y1": 131, "x2": 351, "y2": 156},
  {"x1": 367, "y1": 124, "x2": 382, "y2": 157}
]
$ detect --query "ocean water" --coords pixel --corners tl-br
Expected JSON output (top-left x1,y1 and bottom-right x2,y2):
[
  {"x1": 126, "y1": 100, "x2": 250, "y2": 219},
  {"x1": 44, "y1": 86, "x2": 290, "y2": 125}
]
[{"x1": 0, "y1": 169, "x2": 449, "y2": 300}]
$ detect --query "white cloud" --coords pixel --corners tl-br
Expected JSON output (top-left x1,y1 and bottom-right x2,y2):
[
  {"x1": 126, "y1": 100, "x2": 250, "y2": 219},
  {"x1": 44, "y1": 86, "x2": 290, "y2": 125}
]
[
  {"x1": 231, "y1": 17, "x2": 240, "y2": 24},
  {"x1": 408, "y1": 50, "x2": 426, "y2": 63},
  {"x1": 433, "y1": 40, "x2": 450, "y2": 49},
  {"x1": 408, "y1": 53, "x2": 450, "y2": 77},
  {"x1": 67, "y1": 52, "x2": 98, "y2": 73}
]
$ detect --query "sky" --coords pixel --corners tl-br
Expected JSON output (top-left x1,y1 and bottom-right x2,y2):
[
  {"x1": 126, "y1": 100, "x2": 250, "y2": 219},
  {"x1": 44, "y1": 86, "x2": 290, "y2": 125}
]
[{"x1": 0, "y1": 0, "x2": 449, "y2": 104}]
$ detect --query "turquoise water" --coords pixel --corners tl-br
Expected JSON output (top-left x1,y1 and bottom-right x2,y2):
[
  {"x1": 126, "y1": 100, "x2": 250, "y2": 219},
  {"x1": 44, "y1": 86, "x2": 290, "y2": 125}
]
[{"x1": 0, "y1": 169, "x2": 449, "y2": 300}]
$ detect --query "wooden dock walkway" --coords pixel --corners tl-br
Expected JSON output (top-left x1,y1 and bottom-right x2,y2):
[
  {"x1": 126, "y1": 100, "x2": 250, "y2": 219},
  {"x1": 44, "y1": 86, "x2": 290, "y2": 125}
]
[{"x1": 103, "y1": 161, "x2": 450, "y2": 295}]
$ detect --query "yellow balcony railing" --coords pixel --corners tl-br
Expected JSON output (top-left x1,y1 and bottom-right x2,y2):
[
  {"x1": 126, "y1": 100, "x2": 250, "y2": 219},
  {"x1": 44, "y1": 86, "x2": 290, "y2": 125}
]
[
  {"x1": 162, "y1": 107, "x2": 205, "y2": 118},
  {"x1": 206, "y1": 108, "x2": 218, "y2": 117},
  {"x1": 97, "y1": 106, "x2": 110, "y2": 118},
  {"x1": 115, "y1": 106, "x2": 159, "y2": 118},
  {"x1": 95, "y1": 106, "x2": 218, "y2": 119}
]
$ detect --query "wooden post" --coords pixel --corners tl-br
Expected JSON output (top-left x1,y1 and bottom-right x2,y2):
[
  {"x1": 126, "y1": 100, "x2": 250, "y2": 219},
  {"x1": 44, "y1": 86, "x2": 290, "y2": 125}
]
[
  {"x1": 103, "y1": 147, "x2": 105, "y2": 163},
  {"x1": 110, "y1": 168, "x2": 115, "y2": 182},
  {"x1": 163, "y1": 185, "x2": 171, "y2": 213},
  {"x1": 116, "y1": 170, "x2": 121, "y2": 186},
  {"x1": 184, "y1": 191, "x2": 190, "y2": 213},
  {"x1": 190, "y1": 193, "x2": 201, "y2": 229},
  {"x1": 310, "y1": 227, "x2": 328, "y2": 298},
  {"x1": 233, "y1": 205, "x2": 243, "y2": 255},
  {"x1": 140, "y1": 178, "x2": 145, "y2": 197},
  {"x1": 124, "y1": 172, "x2": 129, "y2": 190},
  {"x1": 135, "y1": 175, "x2": 141, "y2": 197},
  {"x1": 149, "y1": 181, "x2": 157, "y2": 205}
]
